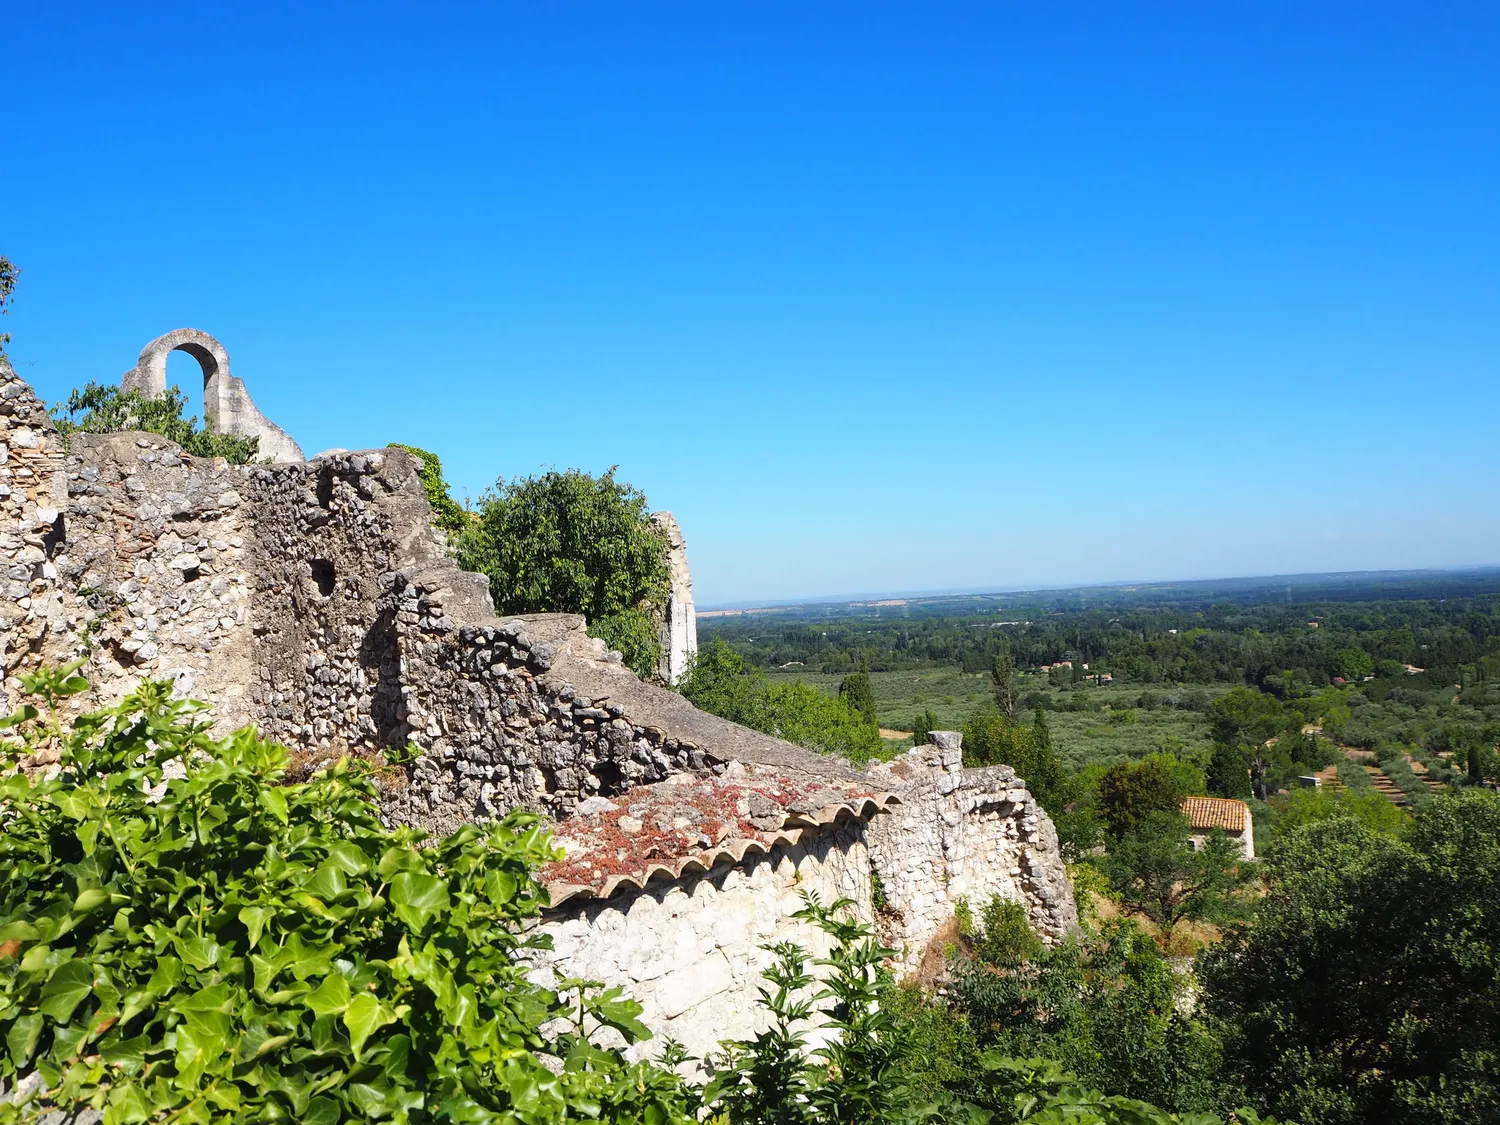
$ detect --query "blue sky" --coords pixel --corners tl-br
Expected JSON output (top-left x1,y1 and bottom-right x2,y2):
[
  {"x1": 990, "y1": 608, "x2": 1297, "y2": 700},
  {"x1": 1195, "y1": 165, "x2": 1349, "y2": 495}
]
[{"x1": 7, "y1": 3, "x2": 1498, "y2": 606}]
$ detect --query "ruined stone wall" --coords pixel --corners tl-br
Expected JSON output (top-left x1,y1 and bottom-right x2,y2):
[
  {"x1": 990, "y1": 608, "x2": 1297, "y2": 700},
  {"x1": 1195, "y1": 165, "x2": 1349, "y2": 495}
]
[
  {"x1": 650, "y1": 511, "x2": 696, "y2": 685},
  {"x1": 0, "y1": 361, "x2": 261, "y2": 728},
  {"x1": 866, "y1": 733, "x2": 1078, "y2": 964},
  {"x1": 241, "y1": 450, "x2": 700, "y2": 833},
  {"x1": 532, "y1": 820, "x2": 871, "y2": 1063},
  {"x1": 0, "y1": 360, "x2": 1076, "y2": 1037}
]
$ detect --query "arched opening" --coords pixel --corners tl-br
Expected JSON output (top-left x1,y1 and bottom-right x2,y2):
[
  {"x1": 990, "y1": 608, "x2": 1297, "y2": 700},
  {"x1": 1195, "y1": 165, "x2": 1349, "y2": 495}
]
[{"x1": 165, "y1": 349, "x2": 209, "y2": 430}]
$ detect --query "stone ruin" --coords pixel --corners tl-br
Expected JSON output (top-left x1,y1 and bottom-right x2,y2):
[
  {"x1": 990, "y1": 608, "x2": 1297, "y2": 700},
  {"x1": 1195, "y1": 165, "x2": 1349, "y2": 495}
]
[
  {"x1": 0, "y1": 333, "x2": 1077, "y2": 1059},
  {"x1": 121, "y1": 328, "x2": 304, "y2": 464}
]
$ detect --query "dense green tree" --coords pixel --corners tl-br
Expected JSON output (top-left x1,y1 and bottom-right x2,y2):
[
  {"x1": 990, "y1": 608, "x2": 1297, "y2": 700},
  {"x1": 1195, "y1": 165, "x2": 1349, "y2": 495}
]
[
  {"x1": 50, "y1": 381, "x2": 262, "y2": 463},
  {"x1": 1199, "y1": 794, "x2": 1500, "y2": 1125},
  {"x1": 1208, "y1": 687, "x2": 1290, "y2": 799},
  {"x1": 838, "y1": 671, "x2": 877, "y2": 725},
  {"x1": 1094, "y1": 754, "x2": 1199, "y2": 841},
  {"x1": 911, "y1": 708, "x2": 939, "y2": 748},
  {"x1": 454, "y1": 467, "x2": 669, "y2": 676},
  {"x1": 681, "y1": 639, "x2": 883, "y2": 764},
  {"x1": 1206, "y1": 741, "x2": 1254, "y2": 798},
  {"x1": 934, "y1": 913, "x2": 1234, "y2": 1115},
  {"x1": 991, "y1": 652, "x2": 1021, "y2": 720},
  {"x1": 1102, "y1": 812, "x2": 1256, "y2": 928},
  {"x1": 964, "y1": 705, "x2": 1065, "y2": 812},
  {"x1": 1331, "y1": 646, "x2": 1375, "y2": 681}
]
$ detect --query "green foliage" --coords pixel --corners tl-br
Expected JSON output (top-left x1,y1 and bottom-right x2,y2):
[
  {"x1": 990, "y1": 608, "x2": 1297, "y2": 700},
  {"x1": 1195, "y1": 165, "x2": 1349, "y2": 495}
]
[
  {"x1": 991, "y1": 652, "x2": 1021, "y2": 720},
  {"x1": 708, "y1": 896, "x2": 1267, "y2": 1125},
  {"x1": 1199, "y1": 794, "x2": 1500, "y2": 1124},
  {"x1": 681, "y1": 639, "x2": 884, "y2": 764},
  {"x1": 1206, "y1": 741, "x2": 1253, "y2": 798},
  {"x1": 1330, "y1": 647, "x2": 1374, "y2": 682},
  {"x1": 0, "y1": 256, "x2": 18, "y2": 361},
  {"x1": 1094, "y1": 754, "x2": 1199, "y2": 842},
  {"x1": 388, "y1": 444, "x2": 468, "y2": 534},
  {"x1": 912, "y1": 708, "x2": 939, "y2": 748},
  {"x1": 707, "y1": 895, "x2": 932, "y2": 1124},
  {"x1": 972, "y1": 896, "x2": 1044, "y2": 967},
  {"x1": 964, "y1": 706, "x2": 1066, "y2": 813},
  {"x1": 838, "y1": 671, "x2": 877, "y2": 725},
  {"x1": 453, "y1": 467, "x2": 669, "y2": 676},
  {"x1": 0, "y1": 668, "x2": 698, "y2": 1124},
  {"x1": 50, "y1": 382, "x2": 261, "y2": 464},
  {"x1": 1266, "y1": 786, "x2": 1409, "y2": 843},
  {"x1": 938, "y1": 918, "x2": 1238, "y2": 1116},
  {"x1": 1101, "y1": 814, "x2": 1256, "y2": 929}
]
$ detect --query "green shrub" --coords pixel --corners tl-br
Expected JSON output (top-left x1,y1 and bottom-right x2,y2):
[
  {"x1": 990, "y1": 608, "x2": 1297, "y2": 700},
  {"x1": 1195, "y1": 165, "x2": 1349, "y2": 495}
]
[
  {"x1": 453, "y1": 468, "x2": 669, "y2": 677},
  {"x1": 681, "y1": 640, "x2": 884, "y2": 764},
  {"x1": 51, "y1": 382, "x2": 261, "y2": 464},
  {"x1": 0, "y1": 666, "x2": 696, "y2": 1124}
]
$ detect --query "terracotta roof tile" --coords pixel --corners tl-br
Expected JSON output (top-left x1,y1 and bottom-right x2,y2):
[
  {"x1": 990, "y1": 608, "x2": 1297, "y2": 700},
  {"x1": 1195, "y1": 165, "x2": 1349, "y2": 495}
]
[
  {"x1": 1181, "y1": 796, "x2": 1249, "y2": 833},
  {"x1": 540, "y1": 766, "x2": 900, "y2": 907}
]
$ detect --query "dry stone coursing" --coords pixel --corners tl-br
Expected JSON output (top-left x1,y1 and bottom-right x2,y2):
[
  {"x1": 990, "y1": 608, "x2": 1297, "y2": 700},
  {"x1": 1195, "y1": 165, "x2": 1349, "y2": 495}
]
[{"x1": 866, "y1": 732, "x2": 1078, "y2": 961}]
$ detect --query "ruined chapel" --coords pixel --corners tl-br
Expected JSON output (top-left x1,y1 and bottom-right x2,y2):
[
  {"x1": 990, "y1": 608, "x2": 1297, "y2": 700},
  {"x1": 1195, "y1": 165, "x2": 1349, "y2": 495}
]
[{"x1": 0, "y1": 331, "x2": 1076, "y2": 1058}]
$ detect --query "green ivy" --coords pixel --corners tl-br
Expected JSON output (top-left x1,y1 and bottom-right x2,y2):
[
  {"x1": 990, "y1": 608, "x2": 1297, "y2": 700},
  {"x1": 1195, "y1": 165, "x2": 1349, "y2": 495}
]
[
  {"x1": 387, "y1": 445, "x2": 469, "y2": 534},
  {"x1": 0, "y1": 666, "x2": 698, "y2": 1124}
]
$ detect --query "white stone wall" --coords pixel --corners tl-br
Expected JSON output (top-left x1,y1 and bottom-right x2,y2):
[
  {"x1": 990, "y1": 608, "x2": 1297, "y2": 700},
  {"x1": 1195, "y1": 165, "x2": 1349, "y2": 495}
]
[
  {"x1": 533, "y1": 821, "x2": 871, "y2": 1063},
  {"x1": 865, "y1": 735, "x2": 1078, "y2": 967}
]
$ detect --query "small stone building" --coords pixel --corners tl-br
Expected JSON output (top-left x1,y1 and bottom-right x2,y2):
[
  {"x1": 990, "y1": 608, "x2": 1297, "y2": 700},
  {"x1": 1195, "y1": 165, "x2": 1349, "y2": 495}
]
[
  {"x1": 1181, "y1": 796, "x2": 1255, "y2": 860},
  {"x1": 0, "y1": 335, "x2": 1078, "y2": 1057}
]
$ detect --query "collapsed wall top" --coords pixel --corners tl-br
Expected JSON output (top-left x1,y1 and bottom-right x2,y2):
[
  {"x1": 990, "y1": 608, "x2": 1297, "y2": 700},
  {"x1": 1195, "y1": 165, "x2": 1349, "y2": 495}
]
[{"x1": 121, "y1": 329, "x2": 304, "y2": 463}]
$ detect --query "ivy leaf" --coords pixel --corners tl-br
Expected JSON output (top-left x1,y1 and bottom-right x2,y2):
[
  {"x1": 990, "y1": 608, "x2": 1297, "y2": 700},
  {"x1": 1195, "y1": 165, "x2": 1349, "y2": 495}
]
[
  {"x1": 73, "y1": 887, "x2": 111, "y2": 914},
  {"x1": 176, "y1": 935, "x2": 221, "y2": 972},
  {"x1": 100, "y1": 1034, "x2": 150, "y2": 1069},
  {"x1": 6, "y1": 1012, "x2": 43, "y2": 1068},
  {"x1": 304, "y1": 974, "x2": 352, "y2": 1017},
  {"x1": 303, "y1": 1097, "x2": 340, "y2": 1125},
  {"x1": 39, "y1": 959, "x2": 95, "y2": 1022},
  {"x1": 239, "y1": 906, "x2": 269, "y2": 950},
  {"x1": 343, "y1": 992, "x2": 397, "y2": 1058},
  {"x1": 389, "y1": 872, "x2": 449, "y2": 930}
]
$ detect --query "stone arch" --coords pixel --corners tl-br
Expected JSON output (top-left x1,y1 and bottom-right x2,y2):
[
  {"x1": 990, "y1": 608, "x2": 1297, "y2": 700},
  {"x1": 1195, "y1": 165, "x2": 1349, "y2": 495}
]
[{"x1": 120, "y1": 329, "x2": 304, "y2": 462}]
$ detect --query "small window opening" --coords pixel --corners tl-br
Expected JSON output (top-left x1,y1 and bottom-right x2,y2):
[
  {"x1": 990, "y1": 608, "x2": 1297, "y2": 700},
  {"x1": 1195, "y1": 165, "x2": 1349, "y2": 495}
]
[
  {"x1": 311, "y1": 559, "x2": 336, "y2": 597},
  {"x1": 316, "y1": 473, "x2": 334, "y2": 509}
]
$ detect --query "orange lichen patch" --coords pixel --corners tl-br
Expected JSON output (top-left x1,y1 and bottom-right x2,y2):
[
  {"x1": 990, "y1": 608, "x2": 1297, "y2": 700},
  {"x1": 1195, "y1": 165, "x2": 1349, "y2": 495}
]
[
  {"x1": 540, "y1": 767, "x2": 900, "y2": 906},
  {"x1": 1181, "y1": 796, "x2": 1249, "y2": 833}
]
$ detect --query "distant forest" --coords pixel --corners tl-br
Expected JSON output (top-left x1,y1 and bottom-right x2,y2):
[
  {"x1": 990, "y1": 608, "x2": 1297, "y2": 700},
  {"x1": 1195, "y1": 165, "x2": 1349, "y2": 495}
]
[{"x1": 699, "y1": 569, "x2": 1500, "y2": 689}]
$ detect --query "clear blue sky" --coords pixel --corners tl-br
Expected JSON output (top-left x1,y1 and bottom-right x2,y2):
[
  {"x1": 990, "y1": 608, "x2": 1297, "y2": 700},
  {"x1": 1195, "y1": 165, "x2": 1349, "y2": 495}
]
[{"x1": 8, "y1": 3, "x2": 1498, "y2": 606}]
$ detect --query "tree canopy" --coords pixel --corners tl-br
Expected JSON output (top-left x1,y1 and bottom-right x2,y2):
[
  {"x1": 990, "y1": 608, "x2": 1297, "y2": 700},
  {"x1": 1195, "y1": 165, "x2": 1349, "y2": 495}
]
[{"x1": 454, "y1": 468, "x2": 670, "y2": 676}]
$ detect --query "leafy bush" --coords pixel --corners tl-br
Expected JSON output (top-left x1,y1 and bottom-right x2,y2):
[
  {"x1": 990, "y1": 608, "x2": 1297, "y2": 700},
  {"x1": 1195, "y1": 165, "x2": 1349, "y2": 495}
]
[
  {"x1": 1199, "y1": 796, "x2": 1500, "y2": 1124},
  {"x1": 51, "y1": 382, "x2": 261, "y2": 464},
  {"x1": 681, "y1": 640, "x2": 884, "y2": 764},
  {"x1": 935, "y1": 918, "x2": 1239, "y2": 1116},
  {"x1": 454, "y1": 468, "x2": 670, "y2": 677},
  {"x1": 963, "y1": 706, "x2": 1065, "y2": 813},
  {"x1": 0, "y1": 667, "x2": 696, "y2": 1124}
]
